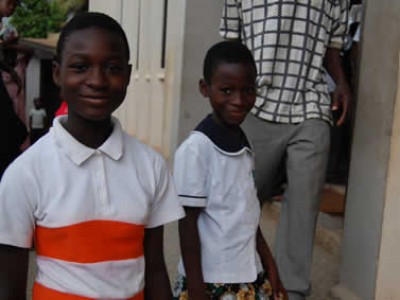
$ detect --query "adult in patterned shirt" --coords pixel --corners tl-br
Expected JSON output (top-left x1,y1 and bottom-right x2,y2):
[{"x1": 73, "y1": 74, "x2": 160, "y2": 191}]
[{"x1": 220, "y1": 1, "x2": 351, "y2": 299}]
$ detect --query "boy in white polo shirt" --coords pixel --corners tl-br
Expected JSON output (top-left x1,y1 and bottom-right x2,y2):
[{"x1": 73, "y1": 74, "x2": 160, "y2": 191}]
[
  {"x1": 0, "y1": 12, "x2": 184, "y2": 300},
  {"x1": 173, "y1": 41, "x2": 287, "y2": 300}
]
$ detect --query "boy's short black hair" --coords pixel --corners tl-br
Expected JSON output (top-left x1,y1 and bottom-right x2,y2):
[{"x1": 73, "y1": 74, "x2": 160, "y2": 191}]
[
  {"x1": 55, "y1": 12, "x2": 130, "y2": 62},
  {"x1": 203, "y1": 40, "x2": 257, "y2": 84}
]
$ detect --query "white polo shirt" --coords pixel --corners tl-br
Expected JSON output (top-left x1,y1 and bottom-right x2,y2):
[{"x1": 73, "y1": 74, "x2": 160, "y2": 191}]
[
  {"x1": 174, "y1": 115, "x2": 263, "y2": 283},
  {"x1": 0, "y1": 116, "x2": 185, "y2": 300}
]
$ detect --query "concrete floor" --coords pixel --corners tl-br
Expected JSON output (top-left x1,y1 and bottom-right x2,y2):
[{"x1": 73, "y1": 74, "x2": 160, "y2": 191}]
[{"x1": 26, "y1": 203, "x2": 342, "y2": 300}]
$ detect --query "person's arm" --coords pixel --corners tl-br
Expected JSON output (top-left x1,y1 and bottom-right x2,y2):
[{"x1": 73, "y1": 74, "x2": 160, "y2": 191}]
[
  {"x1": 0, "y1": 244, "x2": 29, "y2": 300},
  {"x1": 1, "y1": 34, "x2": 34, "y2": 58},
  {"x1": 256, "y1": 227, "x2": 288, "y2": 300},
  {"x1": 143, "y1": 226, "x2": 172, "y2": 300},
  {"x1": 0, "y1": 61, "x2": 21, "y2": 92},
  {"x1": 324, "y1": 47, "x2": 351, "y2": 126},
  {"x1": 179, "y1": 207, "x2": 209, "y2": 300},
  {"x1": 6, "y1": 43, "x2": 33, "y2": 56}
]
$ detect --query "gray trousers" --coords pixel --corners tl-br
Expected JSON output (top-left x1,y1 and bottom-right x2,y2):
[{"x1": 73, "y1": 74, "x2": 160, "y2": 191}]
[{"x1": 242, "y1": 114, "x2": 330, "y2": 300}]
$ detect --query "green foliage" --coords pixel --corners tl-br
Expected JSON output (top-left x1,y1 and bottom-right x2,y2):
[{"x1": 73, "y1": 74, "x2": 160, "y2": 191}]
[
  {"x1": 48, "y1": 1, "x2": 67, "y2": 32},
  {"x1": 10, "y1": 0, "x2": 67, "y2": 38},
  {"x1": 58, "y1": 0, "x2": 87, "y2": 13}
]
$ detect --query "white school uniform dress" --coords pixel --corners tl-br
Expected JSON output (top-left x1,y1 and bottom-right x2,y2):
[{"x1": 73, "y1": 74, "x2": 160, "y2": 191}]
[
  {"x1": 174, "y1": 114, "x2": 263, "y2": 283},
  {"x1": 0, "y1": 116, "x2": 185, "y2": 300}
]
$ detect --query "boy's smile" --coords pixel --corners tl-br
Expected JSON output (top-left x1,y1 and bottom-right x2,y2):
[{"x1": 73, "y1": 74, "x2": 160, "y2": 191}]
[
  {"x1": 200, "y1": 62, "x2": 256, "y2": 127},
  {"x1": 53, "y1": 27, "x2": 131, "y2": 124}
]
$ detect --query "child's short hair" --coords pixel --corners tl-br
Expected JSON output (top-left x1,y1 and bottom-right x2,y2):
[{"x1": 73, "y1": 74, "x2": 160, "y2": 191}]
[
  {"x1": 203, "y1": 40, "x2": 256, "y2": 84},
  {"x1": 55, "y1": 12, "x2": 130, "y2": 62}
]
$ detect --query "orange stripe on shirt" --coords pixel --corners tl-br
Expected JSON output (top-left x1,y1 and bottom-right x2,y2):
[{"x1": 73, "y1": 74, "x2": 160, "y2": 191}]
[
  {"x1": 33, "y1": 282, "x2": 144, "y2": 300},
  {"x1": 35, "y1": 220, "x2": 145, "y2": 263}
]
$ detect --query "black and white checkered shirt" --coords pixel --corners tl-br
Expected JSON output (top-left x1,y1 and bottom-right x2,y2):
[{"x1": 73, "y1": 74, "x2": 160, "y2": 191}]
[{"x1": 220, "y1": 0, "x2": 349, "y2": 124}]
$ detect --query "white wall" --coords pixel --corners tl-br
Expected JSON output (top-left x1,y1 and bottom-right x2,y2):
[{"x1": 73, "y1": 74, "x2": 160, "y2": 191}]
[
  {"x1": 336, "y1": 1, "x2": 400, "y2": 299},
  {"x1": 24, "y1": 58, "x2": 41, "y2": 118},
  {"x1": 88, "y1": 0, "x2": 223, "y2": 159},
  {"x1": 177, "y1": 0, "x2": 223, "y2": 145},
  {"x1": 89, "y1": 0, "x2": 186, "y2": 159},
  {"x1": 375, "y1": 52, "x2": 400, "y2": 299}
]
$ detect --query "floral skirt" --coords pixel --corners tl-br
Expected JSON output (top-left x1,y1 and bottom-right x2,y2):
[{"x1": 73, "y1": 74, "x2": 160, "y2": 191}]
[{"x1": 173, "y1": 272, "x2": 277, "y2": 300}]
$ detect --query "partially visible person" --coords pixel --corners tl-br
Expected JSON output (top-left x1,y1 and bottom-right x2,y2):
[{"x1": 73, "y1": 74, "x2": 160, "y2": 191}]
[
  {"x1": 0, "y1": 0, "x2": 27, "y2": 179},
  {"x1": 2, "y1": 51, "x2": 30, "y2": 125},
  {"x1": 29, "y1": 97, "x2": 47, "y2": 144},
  {"x1": 0, "y1": 3, "x2": 33, "y2": 95},
  {"x1": 220, "y1": 1, "x2": 351, "y2": 299},
  {"x1": 1, "y1": 8, "x2": 34, "y2": 150},
  {"x1": 0, "y1": 12, "x2": 184, "y2": 299},
  {"x1": 173, "y1": 41, "x2": 287, "y2": 300},
  {"x1": 326, "y1": 0, "x2": 363, "y2": 184}
]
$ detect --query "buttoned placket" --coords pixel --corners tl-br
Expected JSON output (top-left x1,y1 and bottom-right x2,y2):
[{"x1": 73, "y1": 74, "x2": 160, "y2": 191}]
[{"x1": 92, "y1": 150, "x2": 110, "y2": 215}]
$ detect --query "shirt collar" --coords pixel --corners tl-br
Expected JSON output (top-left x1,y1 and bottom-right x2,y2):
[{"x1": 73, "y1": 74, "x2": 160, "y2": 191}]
[
  {"x1": 195, "y1": 114, "x2": 251, "y2": 153},
  {"x1": 52, "y1": 116, "x2": 124, "y2": 165}
]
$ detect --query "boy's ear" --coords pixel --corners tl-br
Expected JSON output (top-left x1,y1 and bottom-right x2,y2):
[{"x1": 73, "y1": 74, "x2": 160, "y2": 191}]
[
  {"x1": 52, "y1": 61, "x2": 61, "y2": 87},
  {"x1": 126, "y1": 64, "x2": 132, "y2": 85},
  {"x1": 199, "y1": 79, "x2": 209, "y2": 97}
]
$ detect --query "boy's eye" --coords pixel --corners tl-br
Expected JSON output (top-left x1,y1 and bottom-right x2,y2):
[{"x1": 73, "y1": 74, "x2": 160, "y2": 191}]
[
  {"x1": 220, "y1": 87, "x2": 232, "y2": 95},
  {"x1": 104, "y1": 64, "x2": 123, "y2": 74},
  {"x1": 244, "y1": 87, "x2": 256, "y2": 95},
  {"x1": 69, "y1": 63, "x2": 88, "y2": 73}
]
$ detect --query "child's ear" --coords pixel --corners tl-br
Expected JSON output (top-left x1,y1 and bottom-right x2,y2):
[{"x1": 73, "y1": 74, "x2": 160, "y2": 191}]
[
  {"x1": 127, "y1": 64, "x2": 132, "y2": 85},
  {"x1": 52, "y1": 61, "x2": 61, "y2": 87},
  {"x1": 199, "y1": 79, "x2": 209, "y2": 97}
]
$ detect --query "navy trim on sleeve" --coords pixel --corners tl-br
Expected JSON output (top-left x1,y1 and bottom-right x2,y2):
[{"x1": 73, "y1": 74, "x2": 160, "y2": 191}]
[{"x1": 178, "y1": 194, "x2": 207, "y2": 199}]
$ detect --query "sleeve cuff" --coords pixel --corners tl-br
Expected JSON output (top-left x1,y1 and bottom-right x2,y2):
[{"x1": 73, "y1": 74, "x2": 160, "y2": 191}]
[
  {"x1": 179, "y1": 195, "x2": 207, "y2": 207},
  {"x1": 219, "y1": 30, "x2": 240, "y2": 40},
  {"x1": 328, "y1": 41, "x2": 344, "y2": 50},
  {"x1": 145, "y1": 209, "x2": 186, "y2": 229}
]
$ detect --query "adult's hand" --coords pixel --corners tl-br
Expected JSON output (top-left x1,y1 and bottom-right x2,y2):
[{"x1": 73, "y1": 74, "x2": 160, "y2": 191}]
[
  {"x1": 324, "y1": 47, "x2": 352, "y2": 126},
  {"x1": 332, "y1": 80, "x2": 351, "y2": 126}
]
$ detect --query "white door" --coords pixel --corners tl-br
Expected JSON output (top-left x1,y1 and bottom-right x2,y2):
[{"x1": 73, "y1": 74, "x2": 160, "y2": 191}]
[{"x1": 89, "y1": 0, "x2": 185, "y2": 160}]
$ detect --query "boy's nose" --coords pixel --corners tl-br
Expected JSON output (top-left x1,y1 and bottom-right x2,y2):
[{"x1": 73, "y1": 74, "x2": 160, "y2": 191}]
[
  {"x1": 86, "y1": 67, "x2": 108, "y2": 89},
  {"x1": 233, "y1": 92, "x2": 246, "y2": 104}
]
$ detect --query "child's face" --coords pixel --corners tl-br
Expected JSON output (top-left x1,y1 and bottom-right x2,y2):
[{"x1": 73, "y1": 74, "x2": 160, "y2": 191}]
[
  {"x1": 0, "y1": 0, "x2": 18, "y2": 17},
  {"x1": 53, "y1": 27, "x2": 131, "y2": 123},
  {"x1": 200, "y1": 62, "x2": 256, "y2": 127},
  {"x1": 34, "y1": 98, "x2": 41, "y2": 108}
]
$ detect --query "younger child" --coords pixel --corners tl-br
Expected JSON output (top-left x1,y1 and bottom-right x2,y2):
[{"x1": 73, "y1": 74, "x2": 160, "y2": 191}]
[
  {"x1": 173, "y1": 41, "x2": 287, "y2": 300},
  {"x1": 29, "y1": 97, "x2": 47, "y2": 144},
  {"x1": 0, "y1": 12, "x2": 184, "y2": 300}
]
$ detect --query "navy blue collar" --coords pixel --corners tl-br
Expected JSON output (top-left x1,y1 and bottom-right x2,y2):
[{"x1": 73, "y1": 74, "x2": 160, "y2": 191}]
[{"x1": 195, "y1": 114, "x2": 251, "y2": 153}]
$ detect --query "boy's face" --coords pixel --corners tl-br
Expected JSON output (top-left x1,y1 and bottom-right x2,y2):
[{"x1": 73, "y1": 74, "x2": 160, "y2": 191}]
[
  {"x1": 200, "y1": 62, "x2": 256, "y2": 127},
  {"x1": 0, "y1": 0, "x2": 18, "y2": 17},
  {"x1": 53, "y1": 27, "x2": 131, "y2": 123}
]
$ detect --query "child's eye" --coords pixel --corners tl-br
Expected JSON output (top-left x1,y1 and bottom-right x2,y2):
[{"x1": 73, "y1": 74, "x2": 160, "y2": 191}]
[
  {"x1": 220, "y1": 87, "x2": 232, "y2": 95},
  {"x1": 104, "y1": 64, "x2": 123, "y2": 74},
  {"x1": 244, "y1": 87, "x2": 256, "y2": 95},
  {"x1": 69, "y1": 64, "x2": 88, "y2": 73}
]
